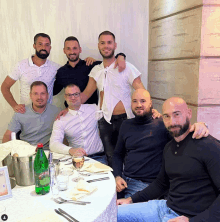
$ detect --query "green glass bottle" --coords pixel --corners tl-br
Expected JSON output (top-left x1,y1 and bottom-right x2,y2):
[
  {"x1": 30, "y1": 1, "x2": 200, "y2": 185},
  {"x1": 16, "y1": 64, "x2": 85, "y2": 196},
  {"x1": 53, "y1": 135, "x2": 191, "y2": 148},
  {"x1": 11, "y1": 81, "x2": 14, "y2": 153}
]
[{"x1": 34, "y1": 143, "x2": 50, "y2": 195}]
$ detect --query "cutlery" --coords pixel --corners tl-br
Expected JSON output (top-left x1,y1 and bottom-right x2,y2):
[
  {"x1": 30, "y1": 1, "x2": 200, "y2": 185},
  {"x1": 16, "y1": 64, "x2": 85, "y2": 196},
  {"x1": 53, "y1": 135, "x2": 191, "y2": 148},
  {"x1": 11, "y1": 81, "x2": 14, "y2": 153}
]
[
  {"x1": 54, "y1": 198, "x2": 86, "y2": 205},
  {"x1": 79, "y1": 172, "x2": 108, "y2": 176},
  {"x1": 59, "y1": 157, "x2": 72, "y2": 162},
  {"x1": 54, "y1": 209, "x2": 73, "y2": 222},
  {"x1": 86, "y1": 177, "x2": 110, "y2": 183},
  {"x1": 58, "y1": 208, "x2": 80, "y2": 222},
  {"x1": 58, "y1": 197, "x2": 91, "y2": 204}
]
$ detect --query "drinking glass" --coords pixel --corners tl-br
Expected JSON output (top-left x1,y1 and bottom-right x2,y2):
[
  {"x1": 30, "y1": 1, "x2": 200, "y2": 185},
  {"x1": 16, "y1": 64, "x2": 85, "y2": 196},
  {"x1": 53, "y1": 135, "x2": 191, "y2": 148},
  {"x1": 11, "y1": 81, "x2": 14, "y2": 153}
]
[
  {"x1": 57, "y1": 170, "x2": 69, "y2": 191},
  {"x1": 72, "y1": 155, "x2": 85, "y2": 182}
]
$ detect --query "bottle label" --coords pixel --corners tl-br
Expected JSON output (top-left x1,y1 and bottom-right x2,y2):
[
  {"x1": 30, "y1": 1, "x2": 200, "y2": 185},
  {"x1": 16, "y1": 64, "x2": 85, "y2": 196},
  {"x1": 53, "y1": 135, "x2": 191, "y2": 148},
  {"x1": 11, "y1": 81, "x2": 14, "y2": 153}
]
[{"x1": 35, "y1": 171, "x2": 50, "y2": 186}]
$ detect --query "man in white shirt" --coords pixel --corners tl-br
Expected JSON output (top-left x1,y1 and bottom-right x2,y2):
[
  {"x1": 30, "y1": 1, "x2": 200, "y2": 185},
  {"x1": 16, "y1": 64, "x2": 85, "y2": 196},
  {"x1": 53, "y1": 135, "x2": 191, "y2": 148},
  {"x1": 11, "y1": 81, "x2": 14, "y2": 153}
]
[
  {"x1": 50, "y1": 83, "x2": 107, "y2": 164},
  {"x1": 81, "y1": 31, "x2": 145, "y2": 166}
]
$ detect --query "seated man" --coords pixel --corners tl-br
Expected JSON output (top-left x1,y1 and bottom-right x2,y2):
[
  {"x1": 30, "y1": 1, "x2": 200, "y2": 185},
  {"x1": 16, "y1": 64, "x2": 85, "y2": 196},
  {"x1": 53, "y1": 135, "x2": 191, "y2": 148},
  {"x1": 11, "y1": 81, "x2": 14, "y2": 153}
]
[
  {"x1": 50, "y1": 83, "x2": 107, "y2": 164},
  {"x1": 2, "y1": 81, "x2": 61, "y2": 149},
  {"x1": 117, "y1": 97, "x2": 220, "y2": 222},
  {"x1": 113, "y1": 89, "x2": 209, "y2": 199}
]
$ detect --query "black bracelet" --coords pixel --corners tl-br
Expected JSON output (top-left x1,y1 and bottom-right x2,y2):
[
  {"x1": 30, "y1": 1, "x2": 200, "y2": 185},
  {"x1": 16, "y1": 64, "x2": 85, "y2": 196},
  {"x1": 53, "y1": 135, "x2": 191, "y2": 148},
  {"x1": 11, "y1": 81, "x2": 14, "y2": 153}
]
[{"x1": 115, "y1": 53, "x2": 126, "y2": 59}]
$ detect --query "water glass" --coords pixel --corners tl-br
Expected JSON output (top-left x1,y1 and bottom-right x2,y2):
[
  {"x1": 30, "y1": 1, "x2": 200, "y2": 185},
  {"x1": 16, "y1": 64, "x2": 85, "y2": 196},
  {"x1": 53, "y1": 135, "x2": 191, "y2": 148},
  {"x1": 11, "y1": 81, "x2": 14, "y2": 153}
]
[{"x1": 57, "y1": 170, "x2": 69, "y2": 191}]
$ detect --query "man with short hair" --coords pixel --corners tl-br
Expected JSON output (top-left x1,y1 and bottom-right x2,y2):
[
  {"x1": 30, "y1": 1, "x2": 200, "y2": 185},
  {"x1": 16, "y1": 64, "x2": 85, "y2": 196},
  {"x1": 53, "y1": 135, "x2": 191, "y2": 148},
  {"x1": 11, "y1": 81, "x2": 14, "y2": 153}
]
[
  {"x1": 81, "y1": 31, "x2": 146, "y2": 166},
  {"x1": 2, "y1": 81, "x2": 61, "y2": 149},
  {"x1": 1, "y1": 33, "x2": 60, "y2": 113},
  {"x1": 50, "y1": 84, "x2": 107, "y2": 164},
  {"x1": 117, "y1": 97, "x2": 220, "y2": 222},
  {"x1": 53, "y1": 36, "x2": 126, "y2": 105},
  {"x1": 113, "y1": 89, "x2": 209, "y2": 199}
]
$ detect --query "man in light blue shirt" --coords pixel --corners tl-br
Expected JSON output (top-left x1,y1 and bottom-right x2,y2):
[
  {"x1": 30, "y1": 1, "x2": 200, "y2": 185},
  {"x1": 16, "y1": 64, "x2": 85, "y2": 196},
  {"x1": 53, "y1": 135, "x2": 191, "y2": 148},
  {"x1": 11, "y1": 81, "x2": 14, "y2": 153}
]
[{"x1": 2, "y1": 81, "x2": 61, "y2": 149}]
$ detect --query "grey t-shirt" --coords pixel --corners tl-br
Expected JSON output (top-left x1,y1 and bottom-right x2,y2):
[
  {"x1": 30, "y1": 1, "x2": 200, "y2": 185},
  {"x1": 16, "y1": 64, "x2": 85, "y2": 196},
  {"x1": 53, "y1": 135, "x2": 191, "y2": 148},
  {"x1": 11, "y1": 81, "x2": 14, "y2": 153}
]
[{"x1": 8, "y1": 104, "x2": 61, "y2": 149}]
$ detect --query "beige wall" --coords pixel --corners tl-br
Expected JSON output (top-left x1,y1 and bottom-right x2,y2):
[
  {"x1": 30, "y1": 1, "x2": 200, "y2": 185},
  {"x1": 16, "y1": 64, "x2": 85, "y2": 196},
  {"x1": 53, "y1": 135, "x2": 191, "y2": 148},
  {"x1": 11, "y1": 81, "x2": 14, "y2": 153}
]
[{"x1": 0, "y1": 0, "x2": 149, "y2": 141}]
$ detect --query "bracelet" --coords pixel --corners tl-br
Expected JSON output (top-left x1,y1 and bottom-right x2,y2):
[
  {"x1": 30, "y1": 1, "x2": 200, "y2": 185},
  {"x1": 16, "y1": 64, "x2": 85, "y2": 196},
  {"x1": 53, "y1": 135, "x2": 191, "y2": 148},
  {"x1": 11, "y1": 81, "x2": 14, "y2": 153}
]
[{"x1": 115, "y1": 53, "x2": 126, "y2": 59}]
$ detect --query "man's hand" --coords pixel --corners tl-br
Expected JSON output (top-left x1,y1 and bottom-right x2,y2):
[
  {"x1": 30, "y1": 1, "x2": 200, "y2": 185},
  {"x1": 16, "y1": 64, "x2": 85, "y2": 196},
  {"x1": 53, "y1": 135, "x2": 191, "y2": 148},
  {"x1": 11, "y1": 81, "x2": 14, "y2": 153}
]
[
  {"x1": 152, "y1": 109, "x2": 162, "y2": 119},
  {"x1": 168, "y1": 216, "x2": 189, "y2": 222},
  {"x1": 117, "y1": 197, "x2": 133, "y2": 206},
  {"x1": 13, "y1": 104, "x2": 25, "y2": 113},
  {"x1": 190, "y1": 122, "x2": 209, "y2": 139},
  {"x1": 84, "y1": 57, "x2": 96, "y2": 66},
  {"x1": 69, "y1": 148, "x2": 87, "y2": 156},
  {"x1": 56, "y1": 108, "x2": 68, "y2": 120},
  {"x1": 116, "y1": 176, "x2": 127, "y2": 192},
  {"x1": 114, "y1": 55, "x2": 126, "y2": 72}
]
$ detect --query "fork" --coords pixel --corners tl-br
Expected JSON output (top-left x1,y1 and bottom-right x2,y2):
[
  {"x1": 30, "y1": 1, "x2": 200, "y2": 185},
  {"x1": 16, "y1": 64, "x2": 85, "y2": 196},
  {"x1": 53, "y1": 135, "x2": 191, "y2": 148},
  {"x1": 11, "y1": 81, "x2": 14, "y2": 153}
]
[
  {"x1": 58, "y1": 197, "x2": 91, "y2": 204},
  {"x1": 53, "y1": 198, "x2": 86, "y2": 205}
]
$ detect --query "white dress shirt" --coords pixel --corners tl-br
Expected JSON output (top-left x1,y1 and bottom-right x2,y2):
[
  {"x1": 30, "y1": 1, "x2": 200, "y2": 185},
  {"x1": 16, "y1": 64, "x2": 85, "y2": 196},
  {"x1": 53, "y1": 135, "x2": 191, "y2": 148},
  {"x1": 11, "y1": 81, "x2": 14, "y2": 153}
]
[
  {"x1": 89, "y1": 61, "x2": 141, "y2": 124},
  {"x1": 9, "y1": 56, "x2": 60, "y2": 105},
  {"x1": 50, "y1": 104, "x2": 104, "y2": 155}
]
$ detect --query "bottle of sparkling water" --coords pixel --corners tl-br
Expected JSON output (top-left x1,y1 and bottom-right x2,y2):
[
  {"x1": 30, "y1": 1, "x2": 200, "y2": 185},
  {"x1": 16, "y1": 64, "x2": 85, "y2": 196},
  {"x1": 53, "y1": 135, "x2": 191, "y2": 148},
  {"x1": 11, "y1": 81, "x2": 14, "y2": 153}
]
[{"x1": 34, "y1": 143, "x2": 50, "y2": 195}]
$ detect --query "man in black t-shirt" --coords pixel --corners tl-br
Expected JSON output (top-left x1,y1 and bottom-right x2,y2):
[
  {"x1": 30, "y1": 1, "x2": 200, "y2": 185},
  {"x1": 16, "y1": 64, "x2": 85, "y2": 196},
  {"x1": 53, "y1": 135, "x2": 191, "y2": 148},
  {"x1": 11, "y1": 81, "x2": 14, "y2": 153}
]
[{"x1": 117, "y1": 96, "x2": 220, "y2": 222}]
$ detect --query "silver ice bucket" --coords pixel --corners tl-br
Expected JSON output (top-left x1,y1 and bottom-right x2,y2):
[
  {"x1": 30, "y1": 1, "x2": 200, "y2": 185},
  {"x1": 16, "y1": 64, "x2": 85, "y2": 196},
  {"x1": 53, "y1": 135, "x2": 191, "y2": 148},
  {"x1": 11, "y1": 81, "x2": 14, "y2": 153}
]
[
  {"x1": 2, "y1": 154, "x2": 14, "y2": 177},
  {"x1": 12, "y1": 154, "x2": 35, "y2": 186}
]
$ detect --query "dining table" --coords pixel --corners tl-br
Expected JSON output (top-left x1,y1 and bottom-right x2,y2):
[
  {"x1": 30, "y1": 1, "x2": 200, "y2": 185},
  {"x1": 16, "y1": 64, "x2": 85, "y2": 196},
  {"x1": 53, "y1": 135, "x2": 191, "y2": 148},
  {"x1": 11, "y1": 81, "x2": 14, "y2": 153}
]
[{"x1": 0, "y1": 152, "x2": 117, "y2": 222}]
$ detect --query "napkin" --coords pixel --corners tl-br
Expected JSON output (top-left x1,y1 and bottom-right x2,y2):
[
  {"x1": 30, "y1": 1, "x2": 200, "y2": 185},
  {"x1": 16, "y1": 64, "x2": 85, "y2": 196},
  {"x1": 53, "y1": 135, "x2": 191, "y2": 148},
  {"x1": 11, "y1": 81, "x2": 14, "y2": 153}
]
[
  {"x1": 82, "y1": 162, "x2": 113, "y2": 173},
  {"x1": 18, "y1": 211, "x2": 63, "y2": 222},
  {"x1": 68, "y1": 179, "x2": 97, "y2": 200}
]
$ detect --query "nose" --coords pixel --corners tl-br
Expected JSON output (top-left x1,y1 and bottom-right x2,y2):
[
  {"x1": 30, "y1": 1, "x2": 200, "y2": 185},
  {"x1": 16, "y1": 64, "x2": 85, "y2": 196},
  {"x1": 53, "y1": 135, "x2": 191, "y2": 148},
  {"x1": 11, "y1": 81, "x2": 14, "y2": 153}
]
[{"x1": 136, "y1": 101, "x2": 142, "y2": 107}]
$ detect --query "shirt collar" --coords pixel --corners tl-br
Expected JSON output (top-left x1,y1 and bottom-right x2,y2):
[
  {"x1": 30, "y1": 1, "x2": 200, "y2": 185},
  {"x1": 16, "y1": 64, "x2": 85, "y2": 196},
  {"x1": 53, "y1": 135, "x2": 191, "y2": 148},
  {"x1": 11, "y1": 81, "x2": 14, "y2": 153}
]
[
  {"x1": 28, "y1": 55, "x2": 49, "y2": 67},
  {"x1": 30, "y1": 103, "x2": 48, "y2": 114},
  {"x1": 66, "y1": 59, "x2": 83, "y2": 69},
  {"x1": 68, "y1": 104, "x2": 84, "y2": 116}
]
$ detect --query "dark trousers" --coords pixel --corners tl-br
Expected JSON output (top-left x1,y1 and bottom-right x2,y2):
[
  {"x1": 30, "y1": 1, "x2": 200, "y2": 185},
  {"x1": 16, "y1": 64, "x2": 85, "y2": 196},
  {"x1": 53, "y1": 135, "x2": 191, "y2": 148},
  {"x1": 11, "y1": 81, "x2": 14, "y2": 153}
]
[{"x1": 98, "y1": 113, "x2": 127, "y2": 167}]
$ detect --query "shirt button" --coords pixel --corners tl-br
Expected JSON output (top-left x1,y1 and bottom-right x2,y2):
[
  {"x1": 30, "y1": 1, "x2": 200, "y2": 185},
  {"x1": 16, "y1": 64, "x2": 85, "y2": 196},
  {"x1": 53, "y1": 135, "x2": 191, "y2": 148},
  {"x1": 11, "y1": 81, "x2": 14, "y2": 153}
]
[
  {"x1": 175, "y1": 151, "x2": 177, "y2": 154},
  {"x1": 177, "y1": 144, "x2": 179, "y2": 147}
]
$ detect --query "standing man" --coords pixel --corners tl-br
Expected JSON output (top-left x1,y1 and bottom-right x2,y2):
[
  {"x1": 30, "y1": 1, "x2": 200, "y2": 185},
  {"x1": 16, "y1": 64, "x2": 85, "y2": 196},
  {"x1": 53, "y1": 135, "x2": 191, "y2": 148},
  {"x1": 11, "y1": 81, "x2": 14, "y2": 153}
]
[
  {"x1": 1, "y1": 33, "x2": 60, "y2": 113},
  {"x1": 81, "y1": 31, "x2": 145, "y2": 166},
  {"x1": 117, "y1": 97, "x2": 220, "y2": 222},
  {"x1": 2, "y1": 81, "x2": 60, "y2": 149},
  {"x1": 53, "y1": 36, "x2": 126, "y2": 105}
]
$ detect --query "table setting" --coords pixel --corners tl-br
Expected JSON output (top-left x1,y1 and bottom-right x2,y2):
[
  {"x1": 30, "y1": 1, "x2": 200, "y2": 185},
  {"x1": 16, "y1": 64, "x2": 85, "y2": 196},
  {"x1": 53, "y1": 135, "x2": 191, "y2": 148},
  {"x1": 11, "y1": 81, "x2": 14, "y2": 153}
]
[{"x1": 0, "y1": 151, "x2": 117, "y2": 222}]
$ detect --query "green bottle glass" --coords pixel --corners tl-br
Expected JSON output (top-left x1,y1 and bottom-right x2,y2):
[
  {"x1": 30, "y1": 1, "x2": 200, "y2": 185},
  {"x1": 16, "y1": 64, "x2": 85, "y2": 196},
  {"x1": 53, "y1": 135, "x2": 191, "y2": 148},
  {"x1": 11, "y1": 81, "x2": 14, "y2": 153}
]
[{"x1": 34, "y1": 143, "x2": 50, "y2": 195}]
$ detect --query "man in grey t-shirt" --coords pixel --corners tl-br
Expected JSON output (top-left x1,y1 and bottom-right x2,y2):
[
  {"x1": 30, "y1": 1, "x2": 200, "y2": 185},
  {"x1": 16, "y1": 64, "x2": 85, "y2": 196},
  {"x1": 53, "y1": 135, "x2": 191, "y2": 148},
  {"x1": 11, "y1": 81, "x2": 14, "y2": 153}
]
[{"x1": 2, "y1": 81, "x2": 61, "y2": 149}]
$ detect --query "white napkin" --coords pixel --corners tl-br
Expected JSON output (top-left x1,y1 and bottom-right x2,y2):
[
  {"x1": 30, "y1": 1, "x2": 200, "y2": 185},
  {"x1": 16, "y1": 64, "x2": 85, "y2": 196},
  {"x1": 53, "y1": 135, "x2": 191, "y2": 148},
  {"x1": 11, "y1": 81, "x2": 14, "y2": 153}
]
[
  {"x1": 68, "y1": 179, "x2": 97, "y2": 200},
  {"x1": 82, "y1": 162, "x2": 113, "y2": 173}
]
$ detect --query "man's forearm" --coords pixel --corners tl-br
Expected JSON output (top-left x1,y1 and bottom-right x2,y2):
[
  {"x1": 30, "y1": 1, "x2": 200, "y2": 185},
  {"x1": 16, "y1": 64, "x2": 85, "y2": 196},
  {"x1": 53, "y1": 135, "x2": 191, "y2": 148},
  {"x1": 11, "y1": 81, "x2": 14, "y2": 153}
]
[{"x1": 1, "y1": 87, "x2": 18, "y2": 109}]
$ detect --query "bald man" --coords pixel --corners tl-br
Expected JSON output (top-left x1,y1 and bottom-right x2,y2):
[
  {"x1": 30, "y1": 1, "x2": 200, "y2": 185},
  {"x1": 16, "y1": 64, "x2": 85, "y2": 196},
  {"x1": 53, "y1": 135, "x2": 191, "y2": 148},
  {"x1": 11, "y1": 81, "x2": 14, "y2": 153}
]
[
  {"x1": 117, "y1": 96, "x2": 220, "y2": 222},
  {"x1": 113, "y1": 90, "x2": 209, "y2": 199}
]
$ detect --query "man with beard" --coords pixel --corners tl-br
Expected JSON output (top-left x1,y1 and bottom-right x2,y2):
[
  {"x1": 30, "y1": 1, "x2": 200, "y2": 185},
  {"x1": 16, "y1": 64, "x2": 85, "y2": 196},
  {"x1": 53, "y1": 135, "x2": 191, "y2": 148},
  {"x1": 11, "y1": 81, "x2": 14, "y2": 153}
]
[
  {"x1": 2, "y1": 81, "x2": 60, "y2": 149},
  {"x1": 53, "y1": 36, "x2": 126, "y2": 106},
  {"x1": 81, "y1": 31, "x2": 146, "y2": 167},
  {"x1": 1, "y1": 33, "x2": 60, "y2": 114},
  {"x1": 117, "y1": 97, "x2": 220, "y2": 222},
  {"x1": 113, "y1": 90, "x2": 209, "y2": 199}
]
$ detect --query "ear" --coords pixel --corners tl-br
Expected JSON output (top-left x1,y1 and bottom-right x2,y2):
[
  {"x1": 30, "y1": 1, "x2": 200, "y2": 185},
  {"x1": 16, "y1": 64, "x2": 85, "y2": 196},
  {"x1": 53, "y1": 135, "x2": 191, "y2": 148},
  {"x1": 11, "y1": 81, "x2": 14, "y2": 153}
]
[
  {"x1": 33, "y1": 43, "x2": 36, "y2": 50},
  {"x1": 79, "y1": 47, "x2": 82, "y2": 53},
  {"x1": 187, "y1": 108, "x2": 192, "y2": 120},
  {"x1": 63, "y1": 48, "x2": 65, "y2": 54},
  {"x1": 114, "y1": 42, "x2": 117, "y2": 50}
]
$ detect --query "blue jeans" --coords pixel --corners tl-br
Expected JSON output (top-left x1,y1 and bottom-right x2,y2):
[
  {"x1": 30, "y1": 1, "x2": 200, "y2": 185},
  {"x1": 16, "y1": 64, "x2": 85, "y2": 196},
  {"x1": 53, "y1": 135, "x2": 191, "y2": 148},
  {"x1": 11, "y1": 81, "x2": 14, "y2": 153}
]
[
  {"x1": 118, "y1": 175, "x2": 149, "y2": 199},
  {"x1": 88, "y1": 153, "x2": 108, "y2": 165},
  {"x1": 118, "y1": 200, "x2": 180, "y2": 222}
]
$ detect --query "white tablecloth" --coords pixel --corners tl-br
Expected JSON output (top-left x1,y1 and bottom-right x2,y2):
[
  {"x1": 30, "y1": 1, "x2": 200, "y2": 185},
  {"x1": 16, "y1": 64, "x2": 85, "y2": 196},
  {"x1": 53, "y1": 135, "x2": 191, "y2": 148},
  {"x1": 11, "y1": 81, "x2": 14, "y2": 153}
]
[{"x1": 1, "y1": 156, "x2": 117, "y2": 222}]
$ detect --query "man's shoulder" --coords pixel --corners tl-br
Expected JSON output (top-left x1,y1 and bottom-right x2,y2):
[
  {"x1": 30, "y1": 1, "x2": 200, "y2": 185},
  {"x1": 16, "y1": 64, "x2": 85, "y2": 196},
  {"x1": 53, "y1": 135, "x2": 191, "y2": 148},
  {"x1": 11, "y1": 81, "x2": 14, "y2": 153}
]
[
  {"x1": 81, "y1": 104, "x2": 97, "y2": 112},
  {"x1": 47, "y1": 104, "x2": 61, "y2": 113},
  {"x1": 47, "y1": 60, "x2": 61, "y2": 69},
  {"x1": 90, "y1": 62, "x2": 104, "y2": 72}
]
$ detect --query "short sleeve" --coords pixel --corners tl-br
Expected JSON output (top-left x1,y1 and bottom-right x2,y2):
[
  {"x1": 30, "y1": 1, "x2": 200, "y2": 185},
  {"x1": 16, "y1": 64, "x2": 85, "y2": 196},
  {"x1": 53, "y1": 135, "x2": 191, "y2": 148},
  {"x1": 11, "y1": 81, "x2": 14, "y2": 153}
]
[
  {"x1": 8, "y1": 113, "x2": 22, "y2": 133},
  {"x1": 9, "y1": 62, "x2": 22, "y2": 81},
  {"x1": 89, "y1": 64, "x2": 103, "y2": 82},
  {"x1": 125, "y1": 62, "x2": 141, "y2": 85}
]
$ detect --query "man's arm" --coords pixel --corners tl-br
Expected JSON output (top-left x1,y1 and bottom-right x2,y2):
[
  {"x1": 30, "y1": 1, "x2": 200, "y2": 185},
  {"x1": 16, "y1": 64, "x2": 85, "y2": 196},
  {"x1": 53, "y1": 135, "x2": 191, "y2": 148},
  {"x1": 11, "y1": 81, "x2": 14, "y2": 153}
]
[
  {"x1": 132, "y1": 76, "x2": 145, "y2": 90},
  {"x1": 81, "y1": 77, "x2": 97, "y2": 104},
  {"x1": 1, "y1": 76, "x2": 25, "y2": 113},
  {"x1": 2, "y1": 130, "x2": 12, "y2": 143}
]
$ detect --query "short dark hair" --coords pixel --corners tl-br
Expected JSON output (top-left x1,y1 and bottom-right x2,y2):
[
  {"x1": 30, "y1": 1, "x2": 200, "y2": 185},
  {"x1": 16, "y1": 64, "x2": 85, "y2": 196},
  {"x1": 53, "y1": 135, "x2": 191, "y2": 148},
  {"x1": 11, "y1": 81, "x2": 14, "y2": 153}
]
[
  {"x1": 98, "y1": 31, "x2": 115, "y2": 41},
  {"x1": 30, "y1": 81, "x2": 48, "y2": 92},
  {"x1": 64, "y1": 83, "x2": 81, "y2": 91},
  {"x1": 64, "y1": 36, "x2": 80, "y2": 47},
  {"x1": 34, "y1": 33, "x2": 51, "y2": 44}
]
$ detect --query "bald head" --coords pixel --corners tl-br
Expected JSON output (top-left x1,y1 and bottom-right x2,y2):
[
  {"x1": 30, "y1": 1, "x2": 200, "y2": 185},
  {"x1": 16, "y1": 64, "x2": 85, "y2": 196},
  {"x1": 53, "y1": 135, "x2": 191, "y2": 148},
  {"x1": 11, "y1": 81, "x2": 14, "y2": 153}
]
[
  {"x1": 162, "y1": 97, "x2": 192, "y2": 139},
  {"x1": 131, "y1": 89, "x2": 152, "y2": 119}
]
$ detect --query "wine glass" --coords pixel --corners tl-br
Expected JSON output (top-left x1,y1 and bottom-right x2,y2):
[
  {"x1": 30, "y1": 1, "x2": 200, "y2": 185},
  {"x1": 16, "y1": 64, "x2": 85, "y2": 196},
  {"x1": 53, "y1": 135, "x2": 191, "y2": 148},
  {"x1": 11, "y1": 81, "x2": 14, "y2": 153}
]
[{"x1": 72, "y1": 154, "x2": 85, "y2": 182}]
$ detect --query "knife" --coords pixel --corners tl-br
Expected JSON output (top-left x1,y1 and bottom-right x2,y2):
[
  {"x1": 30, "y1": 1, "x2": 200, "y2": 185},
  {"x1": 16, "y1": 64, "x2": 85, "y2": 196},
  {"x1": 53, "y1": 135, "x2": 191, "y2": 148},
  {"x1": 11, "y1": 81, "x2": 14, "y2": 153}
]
[
  {"x1": 54, "y1": 209, "x2": 73, "y2": 222},
  {"x1": 58, "y1": 208, "x2": 80, "y2": 222},
  {"x1": 86, "y1": 177, "x2": 110, "y2": 183}
]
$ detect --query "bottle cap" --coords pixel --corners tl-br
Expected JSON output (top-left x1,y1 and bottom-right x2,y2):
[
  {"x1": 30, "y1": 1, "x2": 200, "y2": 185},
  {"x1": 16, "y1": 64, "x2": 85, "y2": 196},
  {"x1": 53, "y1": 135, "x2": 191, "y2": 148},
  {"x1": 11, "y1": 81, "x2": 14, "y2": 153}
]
[{"x1": 37, "y1": 143, "x2": 43, "y2": 148}]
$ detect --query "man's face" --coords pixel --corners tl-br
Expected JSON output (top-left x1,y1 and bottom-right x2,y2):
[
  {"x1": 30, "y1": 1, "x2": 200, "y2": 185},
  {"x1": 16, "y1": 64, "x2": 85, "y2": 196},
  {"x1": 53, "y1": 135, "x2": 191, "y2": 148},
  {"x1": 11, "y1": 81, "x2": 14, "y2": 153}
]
[
  {"x1": 63, "y1": 40, "x2": 82, "y2": 62},
  {"x1": 30, "y1": 85, "x2": 48, "y2": 109},
  {"x1": 64, "y1": 86, "x2": 81, "y2": 109},
  {"x1": 131, "y1": 91, "x2": 152, "y2": 118},
  {"x1": 162, "y1": 100, "x2": 191, "y2": 138},
  {"x1": 33, "y1": 36, "x2": 51, "y2": 59},
  {"x1": 98, "y1": 34, "x2": 117, "y2": 59}
]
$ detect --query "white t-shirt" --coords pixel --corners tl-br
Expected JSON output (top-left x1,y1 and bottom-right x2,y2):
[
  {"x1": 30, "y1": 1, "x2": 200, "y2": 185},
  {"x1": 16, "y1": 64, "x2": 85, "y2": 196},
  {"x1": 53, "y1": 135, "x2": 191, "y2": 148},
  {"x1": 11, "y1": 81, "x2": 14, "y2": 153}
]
[
  {"x1": 9, "y1": 56, "x2": 60, "y2": 105},
  {"x1": 89, "y1": 61, "x2": 141, "y2": 123}
]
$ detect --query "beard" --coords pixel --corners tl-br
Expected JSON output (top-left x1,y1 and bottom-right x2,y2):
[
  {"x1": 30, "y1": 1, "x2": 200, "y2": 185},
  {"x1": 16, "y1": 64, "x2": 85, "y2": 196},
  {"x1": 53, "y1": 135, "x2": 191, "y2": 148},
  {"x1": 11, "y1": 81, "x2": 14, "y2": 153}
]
[
  {"x1": 36, "y1": 49, "x2": 49, "y2": 59},
  {"x1": 167, "y1": 117, "x2": 190, "y2": 138},
  {"x1": 67, "y1": 54, "x2": 79, "y2": 62},
  {"x1": 132, "y1": 106, "x2": 153, "y2": 121},
  {"x1": 99, "y1": 49, "x2": 115, "y2": 59}
]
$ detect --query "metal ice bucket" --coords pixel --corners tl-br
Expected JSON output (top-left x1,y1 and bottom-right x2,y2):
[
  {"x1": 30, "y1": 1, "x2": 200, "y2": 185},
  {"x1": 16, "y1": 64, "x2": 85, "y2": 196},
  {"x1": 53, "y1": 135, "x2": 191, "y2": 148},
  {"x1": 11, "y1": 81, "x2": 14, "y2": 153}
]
[
  {"x1": 2, "y1": 154, "x2": 14, "y2": 177},
  {"x1": 12, "y1": 154, "x2": 35, "y2": 186}
]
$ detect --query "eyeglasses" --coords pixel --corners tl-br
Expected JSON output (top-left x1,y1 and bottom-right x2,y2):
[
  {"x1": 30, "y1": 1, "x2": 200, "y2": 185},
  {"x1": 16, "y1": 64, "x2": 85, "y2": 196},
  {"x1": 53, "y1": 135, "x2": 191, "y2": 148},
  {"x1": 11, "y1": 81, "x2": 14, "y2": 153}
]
[{"x1": 65, "y1": 92, "x2": 81, "y2": 98}]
